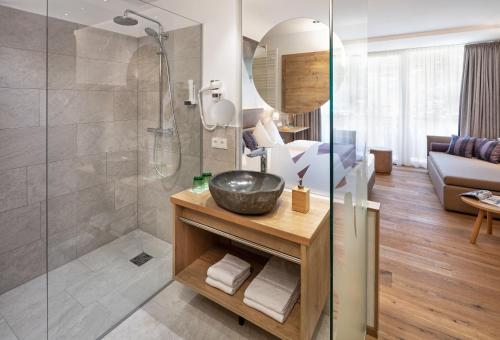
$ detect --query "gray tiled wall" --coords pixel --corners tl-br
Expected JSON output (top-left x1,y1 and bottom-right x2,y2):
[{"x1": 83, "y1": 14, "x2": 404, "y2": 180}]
[
  {"x1": 137, "y1": 25, "x2": 203, "y2": 243},
  {"x1": 0, "y1": 5, "x2": 216, "y2": 294},
  {"x1": 0, "y1": 5, "x2": 48, "y2": 294},
  {"x1": 0, "y1": 5, "x2": 140, "y2": 294}
]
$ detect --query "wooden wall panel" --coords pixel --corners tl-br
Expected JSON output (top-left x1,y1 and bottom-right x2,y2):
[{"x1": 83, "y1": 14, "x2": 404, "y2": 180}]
[{"x1": 282, "y1": 51, "x2": 329, "y2": 114}]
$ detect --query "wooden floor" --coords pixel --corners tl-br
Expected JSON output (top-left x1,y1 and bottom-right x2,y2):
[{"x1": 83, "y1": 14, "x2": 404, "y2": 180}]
[{"x1": 370, "y1": 167, "x2": 500, "y2": 340}]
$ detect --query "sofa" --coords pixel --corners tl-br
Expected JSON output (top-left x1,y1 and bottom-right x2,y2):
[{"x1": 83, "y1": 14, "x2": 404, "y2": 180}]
[{"x1": 427, "y1": 135, "x2": 500, "y2": 215}]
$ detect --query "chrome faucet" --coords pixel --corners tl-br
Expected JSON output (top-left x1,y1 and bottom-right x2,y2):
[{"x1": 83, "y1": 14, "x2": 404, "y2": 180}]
[{"x1": 247, "y1": 148, "x2": 267, "y2": 173}]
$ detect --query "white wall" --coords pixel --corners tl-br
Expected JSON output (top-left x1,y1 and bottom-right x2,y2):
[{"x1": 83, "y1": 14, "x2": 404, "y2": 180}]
[{"x1": 152, "y1": 0, "x2": 241, "y2": 127}]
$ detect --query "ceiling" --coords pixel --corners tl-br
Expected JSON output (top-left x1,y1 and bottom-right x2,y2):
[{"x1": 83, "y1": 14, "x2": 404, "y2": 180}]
[
  {"x1": 0, "y1": 0, "x2": 199, "y2": 37},
  {"x1": 265, "y1": 18, "x2": 329, "y2": 36},
  {"x1": 243, "y1": 0, "x2": 500, "y2": 51},
  {"x1": 2, "y1": 0, "x2": 500, "y2": 48}
]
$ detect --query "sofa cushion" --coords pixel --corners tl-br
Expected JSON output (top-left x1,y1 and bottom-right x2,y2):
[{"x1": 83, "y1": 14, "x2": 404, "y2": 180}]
[
  {"x1": 429, "y1": 151, "x2": 500, "y2": 192},
  {"x1": 476, "y1": 139, "x2": 500, "y2": 164},
  {"x1": 430, "y1": 142, "x2": 450, "y2": 153},
  {"x1": 446, "y1": 135, "x2": 475, "y2": 158}
]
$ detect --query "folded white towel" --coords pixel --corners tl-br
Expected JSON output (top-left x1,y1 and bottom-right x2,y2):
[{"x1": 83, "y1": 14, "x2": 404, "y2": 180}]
[
  {"x1": 255, "y1": 257, "x2": 300, "y2": 294},
  {"x1": 207, "y1": 254, "x2": 251, "y2": 287},
  {"x1": 243, "y1": 288, "x2": 299, "y2": 323},
  {"x1": 205, "y1": 269, "x2": 250, "y2": 295},
  {"x1": 244, "y1": 257, "x2": 300, "y2": 315}
]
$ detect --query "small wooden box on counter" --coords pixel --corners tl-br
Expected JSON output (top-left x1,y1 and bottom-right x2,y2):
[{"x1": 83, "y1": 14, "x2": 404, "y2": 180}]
[{"x1": 292, "y1": 186, "x2": 310, "y2": 214}]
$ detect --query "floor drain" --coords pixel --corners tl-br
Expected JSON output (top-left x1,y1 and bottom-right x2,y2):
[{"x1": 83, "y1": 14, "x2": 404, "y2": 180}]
[{"x1": 130, "y1": 252, "x2": 153, "y2": 266}]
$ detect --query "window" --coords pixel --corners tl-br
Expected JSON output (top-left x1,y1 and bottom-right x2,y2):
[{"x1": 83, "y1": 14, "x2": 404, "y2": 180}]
[{"x1": 334, "y1": 45, "x2": 464, "y2": 167}]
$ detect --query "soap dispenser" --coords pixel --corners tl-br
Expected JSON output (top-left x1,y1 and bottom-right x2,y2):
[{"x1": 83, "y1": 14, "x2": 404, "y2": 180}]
[{"x1": 292, "y1": 178, "x2": 310, "y2": 214}]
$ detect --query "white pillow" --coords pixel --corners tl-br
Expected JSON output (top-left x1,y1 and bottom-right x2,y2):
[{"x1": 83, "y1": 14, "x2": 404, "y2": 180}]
[
  {"x1": 264, "y1": 120, "x2": 285, "y2": 145},
  {"x1": 253, "y1": 120, "x2": 274, "y2": 147}
]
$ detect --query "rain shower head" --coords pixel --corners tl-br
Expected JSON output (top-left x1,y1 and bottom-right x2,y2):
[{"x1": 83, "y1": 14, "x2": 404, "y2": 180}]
[{"x1": 113, "y1": 15, "x2": 138, "y2": 26}]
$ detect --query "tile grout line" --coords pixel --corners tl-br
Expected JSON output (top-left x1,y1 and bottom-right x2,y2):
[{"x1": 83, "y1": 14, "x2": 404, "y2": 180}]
[{"x1": 0, "y1": 317, "x2": 21, "y2": 340}]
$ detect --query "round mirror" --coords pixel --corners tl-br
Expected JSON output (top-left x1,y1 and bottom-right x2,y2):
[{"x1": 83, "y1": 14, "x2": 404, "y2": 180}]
[{"x1": 251, "y1": 18, "x2": 331, "y2": 114}]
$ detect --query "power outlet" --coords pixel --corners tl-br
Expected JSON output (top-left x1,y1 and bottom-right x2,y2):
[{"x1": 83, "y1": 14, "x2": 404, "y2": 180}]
[{"x1": 211, "y1": 137, "x2": 228, "y2": 150}]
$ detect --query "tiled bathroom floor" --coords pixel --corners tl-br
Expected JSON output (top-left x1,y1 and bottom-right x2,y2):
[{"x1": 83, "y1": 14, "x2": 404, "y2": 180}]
[
  {"x1": 103, "y1": 281, "x2": 330, "y2": 340},
  {"x1": 0, "y1": 230, "x2": 172, "y2": 340}
]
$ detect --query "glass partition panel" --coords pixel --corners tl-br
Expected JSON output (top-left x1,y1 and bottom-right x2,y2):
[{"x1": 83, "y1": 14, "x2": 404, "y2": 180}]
[
  {"x1": 242, "y1": 1, "x2": 331, "y2": 338},
  {"x1": 332, "y1": 0, "x2": 371, "y2": 338},
  {"x1": 46, "y1": 1, "x2": 201, "y2": 338},
  {"x1": 0, "y1": 2, "x2": 48, "y2": 339}
]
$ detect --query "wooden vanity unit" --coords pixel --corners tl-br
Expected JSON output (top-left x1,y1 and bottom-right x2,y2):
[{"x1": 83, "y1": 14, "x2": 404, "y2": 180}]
[{"x1": 170, "y1": 189, "x2": 330, "y2": 340}]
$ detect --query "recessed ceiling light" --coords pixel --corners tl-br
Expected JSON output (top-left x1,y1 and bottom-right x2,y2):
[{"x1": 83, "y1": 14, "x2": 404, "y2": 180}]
[
  {"x1": 64, "y1": 12, "x2": 69, "y2": 16},
  {"x1": 80, "y1": 7, "x2": 85, "y2": 10}
]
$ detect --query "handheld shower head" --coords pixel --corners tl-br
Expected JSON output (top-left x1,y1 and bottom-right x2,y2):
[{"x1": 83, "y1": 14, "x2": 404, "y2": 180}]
[
  {"x1": 113, "y1": 15, "x2": 138, "y2": 26},
  {"x1": 145, "y1": 27, "x2": 159, "y2": 38}
]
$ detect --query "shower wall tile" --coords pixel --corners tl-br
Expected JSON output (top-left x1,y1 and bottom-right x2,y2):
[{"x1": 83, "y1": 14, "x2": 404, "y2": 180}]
[
  {"x1": 0, "y1": 239, "x2": 45, "y2": 294},
  {"x1": 76, "y1": 58, "x2": 137, "y2": 91},
  {"x1": 27, "y1": 164, "x2": 46, "y2": 204},
  {"x1": 77, "y1": 122, "x2": 107, "y2": 155},
  {"x1": 115, "y1": 176, "x2": 137, "y2": 210},
  {"x1": 106, "y1": 151, "x2": 138, "y2": 181},
  {"x1": 75, "y1": 26, "x2": 138, "y2": 63},
  {"x1": 137, "y1": 25, "x2": 202, "y2": 242},
  {"x1": 76, "y1": 183, "x2": 123, "y2": 256},
  {"x1": 173, "y1": 25, "x2": 202, "y2": 60},
  {"x1": 202, "y1": 127, "x2": 236, "y2": 163},
  {"x1": 0, "y1": 126, "x2": 45, "y2": 171},
  {"x1": 138, "y1": 154, "x2": 200, "y2": 243},
  {"x1": 46, "y1": 159, "x2": 77, "y2": 198},
  {"x1": 45, "y1": 89, "x2": 79, "y2": 127},
  {"x1": 0, "y1": 204, "x2": 41, "y2": 255},
  {"x1": 47, "y1": 228, "x2": 78, "y2": 270},
  {"x1": 48, "y1": 124, "x2": 77, "y2": 162},
  {"x1": 48, "y1": 53, "x2": 77, "y2": 89},
  {"x1": 75, "y1": 153, "x2": 107, "y2": 191},
  {"x1": 0, "y1": 167, "x2": 27, "y2": 213},
  {"x1": 138, "y1": 90, "x2": 159, "y2": 121},
  {"x1": 0, "y1": 46, "x2": 45, "y2": 89},
  {"x1": 47, "y1": 192, "x2": 77, "y2": 236},
  {"x1": 172, "y1": 56, "x2": 201, "y2": 84},
  {"x1": 114, "y1": 90, "x2": 138, "y2": 121},
  {"x1": 0, "y1": 5, "x2": 45, "y2": 51},
  {"x1": 203, "y1": 158, "x2": 235, "y2": 175},
  {"x1": 78, "y1": 90, "x2": 114, "y2": 123},
  {"x1": 109, "y1": 120, "x2": 138, "y2": 152},
  {"x1": 138, "y1": 36, "x2": 161, "y2": 64},
  {"x1": 0, "y1": 7, "x2": 141, "y2": 290},
  {"x1": 76, "y1": 183, "x2": 115, "y2": 230},
  {"x1": 48, "y1": 17, "x2": 77, "y2": 56},
  {"x1": 0, "y1": 88, "x2": 40, "y2": 129},
  {"x1": 109, "y1": 203, "x2": 137, "y2": 236},
  {"x1": 138, "y1": 61, "x2": 160, "y2": 91},
  {"x1": 77, "y1": 120, "x2": 137, "y2": 155},
  {"x1": 29, "y1": 154, "x2": 107, "y2": 201}
]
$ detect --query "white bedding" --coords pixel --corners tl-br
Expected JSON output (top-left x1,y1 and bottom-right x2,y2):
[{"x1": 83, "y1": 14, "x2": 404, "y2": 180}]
[
  {"x1": 241, "y1": 141, "x2": 374, "y2": 196},
  {"x1": 285, "y1": 140, "x2": 320, "y2": 157}
]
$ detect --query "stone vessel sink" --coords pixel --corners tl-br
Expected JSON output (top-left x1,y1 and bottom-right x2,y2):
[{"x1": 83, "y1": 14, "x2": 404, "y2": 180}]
[{"x1": 209, "y1": 170, "x2": 285, "y2": 215}]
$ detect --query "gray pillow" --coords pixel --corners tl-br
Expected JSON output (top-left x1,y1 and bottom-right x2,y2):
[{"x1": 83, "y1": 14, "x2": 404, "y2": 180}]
[{"x1": 242, "y1": 130, "x2": 258, "y2": 151}]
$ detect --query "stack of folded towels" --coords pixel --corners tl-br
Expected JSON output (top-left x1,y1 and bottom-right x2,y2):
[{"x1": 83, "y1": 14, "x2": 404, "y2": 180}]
[
  {"x1": 244, "y1": 257, "x2": 300, "y2": 323},
  {"x1": 205, "y1": 254, "x2": 251, "y2": 295}
]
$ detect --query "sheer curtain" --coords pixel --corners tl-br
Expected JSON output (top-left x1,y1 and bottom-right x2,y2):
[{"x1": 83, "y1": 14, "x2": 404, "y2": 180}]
[{"x1": 335, "y1": 45, "x2": 464, "y2": 168}]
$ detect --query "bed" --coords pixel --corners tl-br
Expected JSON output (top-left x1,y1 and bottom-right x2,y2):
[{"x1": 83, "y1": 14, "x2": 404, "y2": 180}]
[{"x1": 241, "y1": 109, "x2": 375, "y2": 196}]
